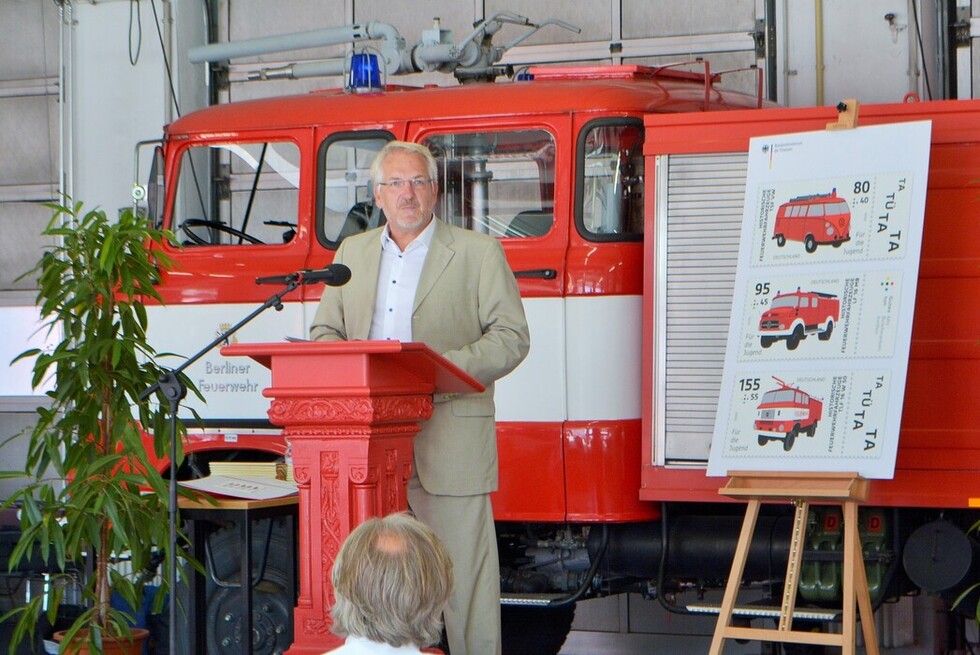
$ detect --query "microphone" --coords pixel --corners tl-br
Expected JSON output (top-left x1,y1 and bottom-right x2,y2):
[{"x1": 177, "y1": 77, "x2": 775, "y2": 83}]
[
  {"x1": 256, "y1": 264, "x2": 352, "y2": 287},
  {"x1": 302, "y1": 265, "x2": 352, "y2": 285}
]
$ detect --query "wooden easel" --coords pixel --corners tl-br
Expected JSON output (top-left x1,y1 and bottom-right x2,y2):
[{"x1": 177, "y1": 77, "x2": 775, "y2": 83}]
[{"x1": 708, "y1": 471, "x2": 879, "y2": 655}]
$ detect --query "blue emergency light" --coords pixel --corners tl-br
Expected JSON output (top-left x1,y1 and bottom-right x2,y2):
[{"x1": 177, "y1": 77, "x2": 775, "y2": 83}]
[{"x1": 347, "y1": 52, "x2": 382, "y2": 93}]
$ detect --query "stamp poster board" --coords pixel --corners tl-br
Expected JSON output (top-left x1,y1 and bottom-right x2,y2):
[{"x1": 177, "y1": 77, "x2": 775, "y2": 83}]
[{"x1": 706, "y1": 120, "x2": 932, "y2": 479}]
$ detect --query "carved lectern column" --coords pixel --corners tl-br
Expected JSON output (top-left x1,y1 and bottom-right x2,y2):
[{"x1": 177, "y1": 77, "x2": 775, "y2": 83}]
[
  {"x1": 221, "y1": 341, "x2": 481, "y2": 655},
  {"x1": 272, "y1": 393, "x2": 430, "y2": 653}
]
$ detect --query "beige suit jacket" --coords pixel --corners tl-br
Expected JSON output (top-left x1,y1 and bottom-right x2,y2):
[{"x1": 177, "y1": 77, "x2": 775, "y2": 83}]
[{"x1": 310, "y1": 219, "x2": 530, "y2": 495}]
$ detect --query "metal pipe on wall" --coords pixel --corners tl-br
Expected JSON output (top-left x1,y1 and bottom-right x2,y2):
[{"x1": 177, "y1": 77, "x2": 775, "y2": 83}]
[
  {"x1": 59, "y1": 1, "x2": 74, "y2": 206},
  {"x1": 815, "y1": 0, "x2": 825, "y2": 105}
]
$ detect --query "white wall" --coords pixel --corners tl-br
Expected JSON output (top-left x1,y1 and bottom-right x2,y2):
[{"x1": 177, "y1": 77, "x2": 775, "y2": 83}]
[
  {"x1": 71, "y1": 1, "x2": 168, "y2": 212},
  {"x1": 776, "y1": 0, "x2": 936, "y2": 106}
]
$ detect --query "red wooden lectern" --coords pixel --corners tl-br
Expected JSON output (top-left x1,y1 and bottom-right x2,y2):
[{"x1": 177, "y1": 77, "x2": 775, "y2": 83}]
[{"x1": 221, "y1": 341, "x2": 483, "y2": 654}]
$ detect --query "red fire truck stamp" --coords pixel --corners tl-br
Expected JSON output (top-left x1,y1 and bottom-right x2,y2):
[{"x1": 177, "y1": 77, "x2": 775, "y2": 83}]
[
  {"x1": 772, "y1": 189, "x2": 851, "y2": 253},
  {"x1": 718, "y1": 370, "x2": 891, "y2": 459},
  {"x1": 752, "y1": 172, "x2": 916, "y2": 266},
  {"x1": 735, "y1": 271, "x2": 904, "y2": 361}
]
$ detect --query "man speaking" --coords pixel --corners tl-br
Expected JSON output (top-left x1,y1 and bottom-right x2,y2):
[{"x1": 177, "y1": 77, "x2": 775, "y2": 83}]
[{"x1": 310, "y1": 140, "x2": 530, "y2": 654}]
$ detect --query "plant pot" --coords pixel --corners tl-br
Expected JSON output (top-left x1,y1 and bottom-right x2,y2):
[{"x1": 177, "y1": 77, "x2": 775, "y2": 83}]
[{"x1": 53, "y1": 628, "x2": 150, "y2": 655}]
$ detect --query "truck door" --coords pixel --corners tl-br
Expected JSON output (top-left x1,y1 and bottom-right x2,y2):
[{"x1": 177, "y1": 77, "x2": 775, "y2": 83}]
[
  {"x1": 406, "y1": 119, "x2": 571, "y2": 519},
  {"x1": 410, "y1": 120, "x2": 568, "y2": 410},
  {"x1": 147, "y1": 134, "x2": 311, "y2": 424}
]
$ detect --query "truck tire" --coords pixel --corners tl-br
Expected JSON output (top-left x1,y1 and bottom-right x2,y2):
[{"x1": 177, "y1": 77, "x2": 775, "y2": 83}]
[
  {"x1": 804, "y1": 234, "x2": 817, "y2": 253},
  {"x1": 501, "y1": 604, "x2": 575, "y2": 655},
  {"x1": 783, "y1": 426, "x2": 798, "y2": 451},
  {"x1": 203, "y1": 518, "x2": 295, "y2": 655},
  {"x1": 786, "y1": 324, "x2": 804, "y2": 350},
  {"x1": 818, "y1": 320, "x2": 834, "y2": 341},
  {"x1": 760, "y1": 335, "x2": 775, "y2": 348},
  {"x1": 775, "y1": 234, "x2": 786, "y2": 247}
]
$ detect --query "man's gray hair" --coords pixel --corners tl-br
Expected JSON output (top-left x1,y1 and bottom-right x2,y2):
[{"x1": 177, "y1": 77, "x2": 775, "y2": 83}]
[
  {"x1": 330, "y1": 512, "x2": 454, "y2": 647},
  {"x1": 369, "y1": 141, "x2": 439, "y2": 185}
]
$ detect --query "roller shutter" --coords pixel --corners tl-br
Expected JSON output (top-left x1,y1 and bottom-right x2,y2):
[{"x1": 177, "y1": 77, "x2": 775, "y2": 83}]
[{"x1": 654, "y1": 152, "x2": 748, "y2": 463}]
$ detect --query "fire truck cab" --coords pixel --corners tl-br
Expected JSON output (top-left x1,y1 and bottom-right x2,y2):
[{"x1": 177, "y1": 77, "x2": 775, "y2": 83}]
[{"x1": 143, "y1": 62, "x2": 770, "y2": 652}]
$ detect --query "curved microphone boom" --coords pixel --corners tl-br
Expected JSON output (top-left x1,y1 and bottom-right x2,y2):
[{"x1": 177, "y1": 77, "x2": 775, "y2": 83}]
[{"x1": 255, "y1": 263, "x2": 352, "y2": 286}]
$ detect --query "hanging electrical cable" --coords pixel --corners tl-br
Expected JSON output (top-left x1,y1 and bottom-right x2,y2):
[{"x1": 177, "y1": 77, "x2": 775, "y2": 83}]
[
  {"x1": 128, "y1": 0, "x2": 142, "y2": 65},
  {"x1": 910, "y1": 0, "x2": 933, "y2": 100},
  {"x1": 148, "y1": 0, "x2": 182, "y2": 117}
]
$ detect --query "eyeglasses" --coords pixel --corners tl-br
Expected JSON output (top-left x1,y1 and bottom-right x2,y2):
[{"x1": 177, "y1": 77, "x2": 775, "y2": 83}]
[{"x1": 377, "y1": 177, "x2": 433, "y2": 190}]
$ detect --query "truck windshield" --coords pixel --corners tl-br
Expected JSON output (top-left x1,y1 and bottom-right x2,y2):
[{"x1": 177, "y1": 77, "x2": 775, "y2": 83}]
[
  {"x1": 172, "y1": 141, "x2": 301, "y2": 246},
  {"x1": 770, "y1": 295, "x2": 800, "y2": 309},
  {"x1": 761, "y1": 389, "x2": 796, "y2": 404}
]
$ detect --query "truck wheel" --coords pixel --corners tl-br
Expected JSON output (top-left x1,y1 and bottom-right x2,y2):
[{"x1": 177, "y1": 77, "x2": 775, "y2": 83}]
[
  {"x1": 775, "y1": 234, "x2": 786, "y2": 247},
  {"x1": 806, "y1": 421, "x2": 818, "y2": 437},
  {"x1": 201, "y1": 517, "x2": 295, "y2": 655},
  {"x1": 783, "y1": 427, "x2": 798, "y2": 451},
  {"x1": 786, "y1": 325, "x2": 804, "y2": 350},
  {"x1": 818, "y1": 320, "x2": 834, "y2": 341},
  {"x1": 760, "y1": 335, "x2": 775, "y2": 348},
  {"x1": 758, "y1": 435, "x2": 769, "y2": 446},
  {"x1": 804, "y1": 235, "x2": 817, "y2": 253},
  {"x1": 501, "y1": 604, "x2": 575, "y2": 655}
]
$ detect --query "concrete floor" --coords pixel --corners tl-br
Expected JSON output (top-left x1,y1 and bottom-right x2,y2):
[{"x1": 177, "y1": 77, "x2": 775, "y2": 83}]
[{"x1": 559, "y1": 592, "x2": 975, "y2": 654}]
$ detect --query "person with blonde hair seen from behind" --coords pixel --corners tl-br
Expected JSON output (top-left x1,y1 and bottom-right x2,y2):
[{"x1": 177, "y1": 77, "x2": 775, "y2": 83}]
[{"x1": 324, "y1": 512, "x2": 454, "y2": 654}]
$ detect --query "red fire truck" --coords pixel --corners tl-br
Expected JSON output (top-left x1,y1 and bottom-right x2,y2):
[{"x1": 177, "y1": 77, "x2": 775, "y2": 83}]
[
  {"x1": 772, "y1": 189, "x2": 851, "y2": 252},
  {"x1": 136, "y1": 22, "x2": 980, "y2": 653},
  {"x1": 754, "y1": 377, "x2": 824, "y2": 451},
  {"x1": 759, "y1": 288, "x2": 840, "y2": 350}
]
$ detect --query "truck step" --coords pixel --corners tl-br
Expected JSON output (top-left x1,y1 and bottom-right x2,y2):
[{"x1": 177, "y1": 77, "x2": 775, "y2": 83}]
[
  {"x1": 500, "y1": 592, "x2": 570, "y2": 607},
  {"x1": 685, "y1": 603, "x2": 840, "y2": 622}
]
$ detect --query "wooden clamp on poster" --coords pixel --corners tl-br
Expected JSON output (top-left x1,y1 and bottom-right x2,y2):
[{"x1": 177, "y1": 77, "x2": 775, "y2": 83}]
[
  {"x1": 707, "y1": 471, "x2": 879, "y2": 655},
  {"x1": 827, "y1": 98, "x2": 860, "y2": 130}
]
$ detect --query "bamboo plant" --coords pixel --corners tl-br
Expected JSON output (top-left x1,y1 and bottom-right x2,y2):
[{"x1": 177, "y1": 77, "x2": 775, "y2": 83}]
[{"x1": 1, "y1": 201, "x2": 193, "y2": 653}]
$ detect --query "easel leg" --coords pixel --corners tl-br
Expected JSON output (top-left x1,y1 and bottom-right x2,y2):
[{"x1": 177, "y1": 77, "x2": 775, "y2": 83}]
[
  {"x1": 842, "y1": 501, "x2": 858, "y2": 655},
  {"x1": 709, "y1": 498, "x2": 762, "y2": 655},
  {"x1": 852, "y1": 509, "x2": 880, "y2": 655},
  {"x1": 778, "y1": 500, "x2": 808, "y2": 631}
]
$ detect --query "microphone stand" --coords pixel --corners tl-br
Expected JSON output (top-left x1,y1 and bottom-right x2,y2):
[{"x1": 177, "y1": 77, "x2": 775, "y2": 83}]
[{"x1": 139, "y1": 275, "x2": 301, "y2": 653}]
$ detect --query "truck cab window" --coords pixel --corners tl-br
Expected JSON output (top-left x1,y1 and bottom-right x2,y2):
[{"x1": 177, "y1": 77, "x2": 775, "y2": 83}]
[
  {"x1": 578, "y1": 121, "x2": 644, "y2": 240},
  {"x1": 423, "y1": 130, "x2": 555, "y2": 239},
  {"x1": 317, "y1": 134, "x2": 391, "y2": 247},
  {"x1": 173, "y1": 141, "x2": 300, "y2": 246}
]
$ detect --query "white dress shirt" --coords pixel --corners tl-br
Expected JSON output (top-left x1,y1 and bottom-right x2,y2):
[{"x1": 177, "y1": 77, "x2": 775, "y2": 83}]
[
  {"x1": 368, "y1": 219, "x2": 436, "y2": 341},
  {"x1": 322, "y1": 635, "x2": 427, "y2": 654}
]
